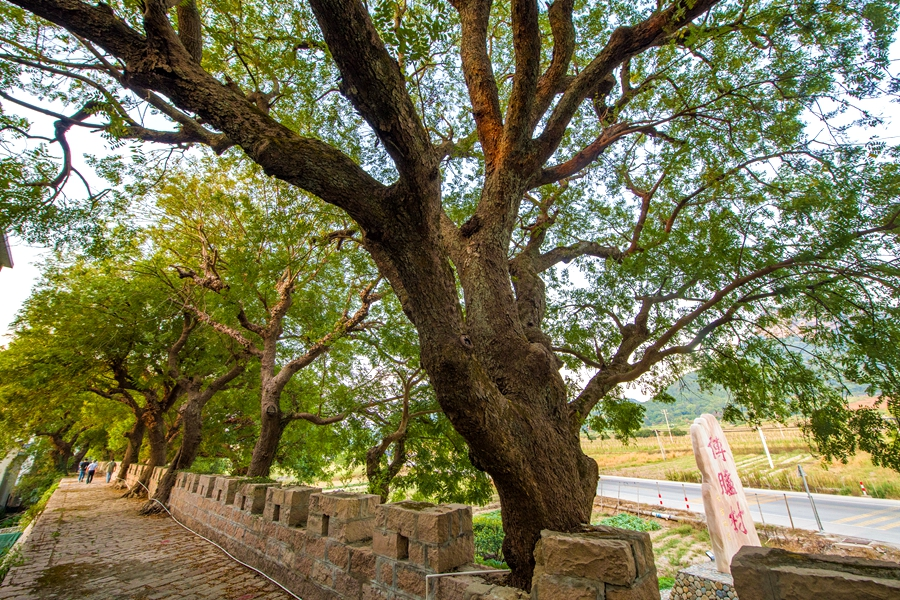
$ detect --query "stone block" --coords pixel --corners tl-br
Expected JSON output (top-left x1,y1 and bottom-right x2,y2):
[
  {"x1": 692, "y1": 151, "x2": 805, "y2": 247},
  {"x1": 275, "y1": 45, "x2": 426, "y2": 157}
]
[
  {"x1": 372, "y1": 501, "x2": 474, "y2": 572},
  {"x1": 308, "y1": 513, "x2": 330, "y2": 537},
  {"x1": 349, "y1": 547, "x2": 377, "y2": 580},
  {"x1": 605, "y1": 573, "x2": 661, "y2": 600},
  {"x1": 326, "y1": 538, "x2": 350, "y2": 569},
  {"x1": 538, "y1": 530, "x2": 636, "y2": 586},
  {"x1": 197, "y1": 475, "x2": 217, "y2": 499},
  {"x1": 395, "y1": 562, "x2": 427, "y2": 597},
  {"x1": 212, "y1": 477, "x2": 243, "y2": 505},
  {"x1": 330, "y1": 515, "x2": 374, "y2": 543},
  {"x1": 373, "y1": 529, "x2": 409, "y2": 560},
  {"x1": 531, "y1": 573, "x2": 602, "y2": 600},
  {"x1": 376, "y1": 558, "x2": 394, "y2": 585},
  {"x1": 186, "y1": 473, "x2": 200, "y2": 494},
  {"x1": 264, "y1": 485, "x2": 320, "y2": 526},
  {"x1": 580, "y1": 525, "x2": 655, "y2": 579},
  {"x1": 334, "y1": 569, "x2": 363, "y2": 597},
  {"x1": 311, "y1": 491, "x2": 381, "y2": 520},
  {"x1": 732, "y1": 546, "x2": 900, "y2": 600},
  {"x1": 427, "y1": 533, "x2": 475, "y2": 573},
  {"x1": 235, "y1": 482, "x2": 279, "y2": 514}
]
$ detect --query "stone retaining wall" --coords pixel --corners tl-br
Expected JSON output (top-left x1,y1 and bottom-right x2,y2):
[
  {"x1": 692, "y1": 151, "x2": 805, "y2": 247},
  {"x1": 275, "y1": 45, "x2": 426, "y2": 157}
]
[
  {"x1": 670, "y1": 563, "x2": 737, "y2": 600},
  {"x1": 122, "y1": 464, "x2": 169, "y2": 496},
  {"x1": 167, "y1": 472, "x2": 661, "y2": 600},
  {"x1": 731, "y1": 546, "x2": 900, "y2": 599}
]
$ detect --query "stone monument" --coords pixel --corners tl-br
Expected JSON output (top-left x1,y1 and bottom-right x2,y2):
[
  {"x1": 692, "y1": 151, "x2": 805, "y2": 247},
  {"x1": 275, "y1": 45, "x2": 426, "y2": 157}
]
[{"x1": 690, "y1": 414, "x2": 760, "y2": 573}]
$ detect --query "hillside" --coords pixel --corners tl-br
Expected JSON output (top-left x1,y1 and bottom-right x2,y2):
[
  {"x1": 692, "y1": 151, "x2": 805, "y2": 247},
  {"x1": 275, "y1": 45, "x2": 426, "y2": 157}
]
[
  {"x1": 639, "y1": 372, "x2": 729, "y2": 427},
  {"x1": 639, "y1": 370, "x2": 875, "y2": 428}
]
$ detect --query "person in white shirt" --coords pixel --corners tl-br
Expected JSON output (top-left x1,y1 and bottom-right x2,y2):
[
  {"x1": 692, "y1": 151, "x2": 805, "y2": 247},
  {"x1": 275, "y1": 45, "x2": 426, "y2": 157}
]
[{"x1": 86, "y1": 460, "x2": 98, "y2": 484}]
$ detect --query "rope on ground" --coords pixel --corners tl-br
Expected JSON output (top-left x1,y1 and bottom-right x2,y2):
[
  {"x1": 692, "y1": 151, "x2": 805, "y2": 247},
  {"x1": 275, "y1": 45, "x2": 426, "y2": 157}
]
[{"x1": 115, "y1": 476, "x2": 302, "y2": 600}]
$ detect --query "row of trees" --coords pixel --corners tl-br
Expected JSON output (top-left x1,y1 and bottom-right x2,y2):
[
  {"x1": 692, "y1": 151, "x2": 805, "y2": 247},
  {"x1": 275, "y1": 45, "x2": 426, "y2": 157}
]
[
  {"x1": 0, "y1": 0, "x2": 899, "y2": 587},
  {"x1": 0, "y1": 156, "x2": 492, "y2": 515}
]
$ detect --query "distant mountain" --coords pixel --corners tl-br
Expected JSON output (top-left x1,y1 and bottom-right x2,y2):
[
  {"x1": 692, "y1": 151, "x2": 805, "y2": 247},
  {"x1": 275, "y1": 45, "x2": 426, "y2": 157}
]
[
  {"x1": 639, "y1": 369, "x2": 875, "y2": 428},
  {"x1": 639, "y1": 372, "x2": 729, "y2": 427}
]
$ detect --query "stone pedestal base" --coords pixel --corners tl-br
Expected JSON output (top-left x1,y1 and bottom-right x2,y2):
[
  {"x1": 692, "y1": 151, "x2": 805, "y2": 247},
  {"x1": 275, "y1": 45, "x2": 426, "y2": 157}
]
[{"x1": 670, "y1": 563, "x2": 737, "y2": 600}]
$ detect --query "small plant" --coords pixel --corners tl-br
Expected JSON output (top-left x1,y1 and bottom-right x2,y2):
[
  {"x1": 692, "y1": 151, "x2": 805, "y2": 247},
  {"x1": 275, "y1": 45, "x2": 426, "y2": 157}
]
[
  {"x1": 658, "y1": 576, "x2": 675, "y2": 590},
  {"x1": 0, "y1": 546, "x2": 24, "y2": 583},
  {"x1": 473, "y1": 511, "x2": 506, "y2": 567},
  {"x1": 598, "y1": 514, "x2": 661, "y2": 532}
]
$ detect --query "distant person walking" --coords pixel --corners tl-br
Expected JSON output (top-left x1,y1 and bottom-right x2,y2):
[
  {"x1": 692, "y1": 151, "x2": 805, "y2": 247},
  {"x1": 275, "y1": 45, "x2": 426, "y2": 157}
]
[
  {"x1": 85, "y1": 460, "x2": 98, "y2": 484},
  {"x1": 106, "y1": 460, "x2": 117, "y2": 484},
  {"x1": 78, "y1": 460, "x2": 89, "y2": 482}
]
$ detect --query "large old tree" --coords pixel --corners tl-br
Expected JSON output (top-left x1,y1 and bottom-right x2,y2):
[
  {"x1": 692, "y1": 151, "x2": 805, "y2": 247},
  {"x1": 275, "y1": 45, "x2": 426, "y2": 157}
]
[{"x1": 1, "y1": 0, "x2": 898, "y2": 585}]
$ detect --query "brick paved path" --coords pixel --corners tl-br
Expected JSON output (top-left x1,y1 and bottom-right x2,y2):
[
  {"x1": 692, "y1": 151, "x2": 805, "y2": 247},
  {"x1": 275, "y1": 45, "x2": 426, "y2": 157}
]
[{"x1": 0, "y1": 479, "x2": 292, "y2": 600}]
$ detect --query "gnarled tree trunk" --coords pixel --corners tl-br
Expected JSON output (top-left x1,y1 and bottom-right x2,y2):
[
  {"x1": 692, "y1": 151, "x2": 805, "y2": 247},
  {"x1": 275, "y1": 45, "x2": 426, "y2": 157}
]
[
  {"x1": 114, "y1": 418, "x2": 145, "y2": 488},
  {"x1": 142, "y1": 361, "x2": 245, "y2": 513},
  {"x1": 246, "y1": 385, "x2": 286, "y2": 476},
  {"x1": 125, "y1": 403, "x2": 168, "y2": 498}
]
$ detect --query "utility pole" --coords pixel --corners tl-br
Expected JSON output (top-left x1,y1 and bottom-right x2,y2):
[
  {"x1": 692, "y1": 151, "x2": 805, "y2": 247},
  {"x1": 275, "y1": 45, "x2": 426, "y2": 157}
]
[
  {"x1": 654, "y1": 429, "x2": 667, "y2": 460},
  {"x1": 662, "y1": 409, "x2": 674, "y2": 441},
  {"x1": 758, "y1": 426, "x2": 774, "y2": 469}
]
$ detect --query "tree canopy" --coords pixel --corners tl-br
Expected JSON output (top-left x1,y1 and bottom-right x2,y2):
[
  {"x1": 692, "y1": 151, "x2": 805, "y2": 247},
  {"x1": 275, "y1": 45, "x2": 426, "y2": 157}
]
[{"x1": 0, "y1": 0, "x2": 898, "y2": 586}]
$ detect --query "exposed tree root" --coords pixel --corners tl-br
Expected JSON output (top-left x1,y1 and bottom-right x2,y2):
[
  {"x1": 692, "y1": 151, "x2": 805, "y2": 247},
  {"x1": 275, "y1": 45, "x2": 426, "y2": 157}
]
[{"x1": 138, "y1": 499, "x2": 166, "y2": 515}]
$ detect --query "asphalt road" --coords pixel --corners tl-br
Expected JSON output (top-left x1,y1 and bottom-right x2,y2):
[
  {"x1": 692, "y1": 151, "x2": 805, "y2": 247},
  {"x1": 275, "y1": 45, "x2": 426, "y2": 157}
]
[{"x1": 597, "y1": 475, "x2": 900, "y2": 546}]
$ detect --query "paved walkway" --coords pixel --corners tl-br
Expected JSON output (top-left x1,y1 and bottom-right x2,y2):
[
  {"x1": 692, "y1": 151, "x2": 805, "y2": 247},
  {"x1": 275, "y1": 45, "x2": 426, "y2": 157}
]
[{"x1": 0, "y1": 479, "x2": 292, "y2": 600}]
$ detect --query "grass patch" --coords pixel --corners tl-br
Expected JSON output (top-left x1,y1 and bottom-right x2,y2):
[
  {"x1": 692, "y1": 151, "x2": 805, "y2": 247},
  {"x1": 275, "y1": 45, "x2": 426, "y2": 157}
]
[
  {"x1": 658, "y1": 576, "x2": 675, "y2": 590},
  {"x1": 597, "y1": 514, "x2": 661, "y2": 532}
]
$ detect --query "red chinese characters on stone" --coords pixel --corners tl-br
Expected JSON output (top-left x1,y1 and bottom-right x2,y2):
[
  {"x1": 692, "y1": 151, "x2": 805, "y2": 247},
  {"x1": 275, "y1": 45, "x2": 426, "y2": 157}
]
[
  {"x1": 728, "y1": 508, "x2": 748, "y2": 534},
  {"x1": 708, "y1": 436, "x2": 728, "y2": 461},
  {"x1": 717, "y1": 471, "x2": 737, "y2": 497}
]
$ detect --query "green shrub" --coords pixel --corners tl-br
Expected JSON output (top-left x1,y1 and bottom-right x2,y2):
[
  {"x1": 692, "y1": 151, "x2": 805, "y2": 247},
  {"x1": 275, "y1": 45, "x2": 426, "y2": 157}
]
[
  {"x1": 473, "y1": 511, "x2": 506, "y2": 567},
  {"x1": 19, "y1": 479, "x2": 60, "y2": 530},
  {"x1": 658, "y1": 576, "x2": 675, "y2": 590},
  {"x1": 184, "y1": 457, "x2": 232, "y2": 474},
  {"x1": 597, "y1": 513, "x2": 661, "y2": 532}
]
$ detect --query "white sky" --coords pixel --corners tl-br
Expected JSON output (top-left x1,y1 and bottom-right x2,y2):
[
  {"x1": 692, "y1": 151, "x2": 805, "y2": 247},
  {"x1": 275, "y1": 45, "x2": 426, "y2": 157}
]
[{"x1": 0, "y1": 238, "x2": 45, "y2": 341}]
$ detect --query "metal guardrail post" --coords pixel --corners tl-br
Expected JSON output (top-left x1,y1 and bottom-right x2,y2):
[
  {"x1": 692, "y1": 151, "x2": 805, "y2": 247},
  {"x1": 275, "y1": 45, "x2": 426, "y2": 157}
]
[
  {"x1": 783, "y1": 494, "x2": 795, "y2": 529},
  {"x1": 798, "y1": 465, "x2": 824, "y2": 532}
]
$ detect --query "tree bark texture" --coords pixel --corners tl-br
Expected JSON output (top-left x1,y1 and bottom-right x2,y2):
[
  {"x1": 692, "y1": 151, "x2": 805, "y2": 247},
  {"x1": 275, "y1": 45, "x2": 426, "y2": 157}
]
[
  {"x1": 115, "y1": 417, "x2": 145, "y2": 488},
  {"x1": 143, "y1": 362, "x2": 245, "y2": 512},
  {"x1": 125, "y1": 403, "x2": 168, "y2": 498},
  {"x1": 69, "y1": 445, "x2": 89, "y2": 474},
  {"x1": 141, "y1": 401, "x2": 199, "y2": 512},
  {"x1": 246, "y1": 385, "x2": 286, "y2": 477}
]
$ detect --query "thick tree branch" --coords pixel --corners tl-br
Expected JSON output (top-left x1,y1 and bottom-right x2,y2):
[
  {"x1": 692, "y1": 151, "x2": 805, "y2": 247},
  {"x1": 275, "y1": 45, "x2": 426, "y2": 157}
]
[
  {"x1": 503, "y1": 0, "x2": 541, "y2": 152},
  {"x1": 183, "y1": 305, "x2": 263, "y2": 357},
  {"x1": 9, "y1": 0, "x2": 388, "y2": 222},
  {"x1": 536, "y1": 0, "x2": 722, "y2": 162},
  {"x1": 273, "y1": 279, "x2": 382, "y2": 388},
  {"x1": 450, "y1": 0, "x2": 503, "y2": 165},
  {"x1": 534, "y1": 240, "x2": 623, "y2": 272},
  {"x1": 536, "y1": 123, "x2": 657, "y2": 186},
  {"x1": 531, "y1": 0, "x2": 575, "y2": 130},
  {"x1": 307, "y1": 0, "x2": 437, "y2": 190}
]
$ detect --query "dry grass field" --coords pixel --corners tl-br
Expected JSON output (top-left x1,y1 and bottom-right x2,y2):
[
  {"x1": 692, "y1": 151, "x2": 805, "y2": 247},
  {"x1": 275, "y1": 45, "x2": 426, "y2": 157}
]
[{"x1": 583, "y1": 425, "x2": 900, "y2": 499}]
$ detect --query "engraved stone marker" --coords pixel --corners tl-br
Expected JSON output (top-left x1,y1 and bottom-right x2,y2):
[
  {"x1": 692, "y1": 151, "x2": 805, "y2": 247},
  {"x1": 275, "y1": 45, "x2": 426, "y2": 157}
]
[{"x1": 690, "y1": 413, "x2": 761, "y2": 573}]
